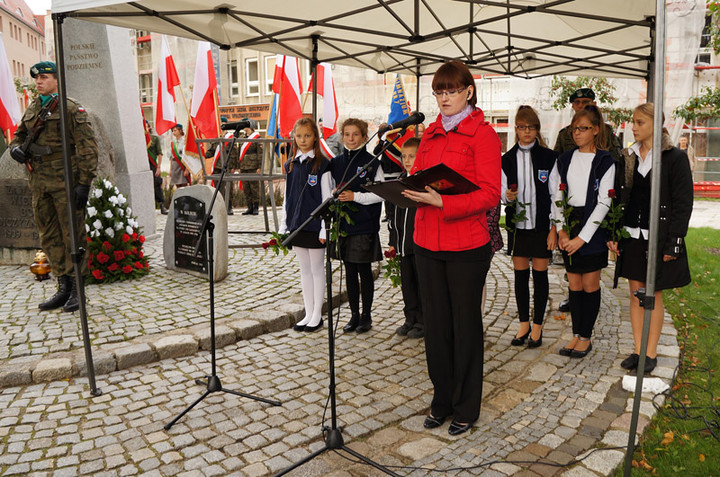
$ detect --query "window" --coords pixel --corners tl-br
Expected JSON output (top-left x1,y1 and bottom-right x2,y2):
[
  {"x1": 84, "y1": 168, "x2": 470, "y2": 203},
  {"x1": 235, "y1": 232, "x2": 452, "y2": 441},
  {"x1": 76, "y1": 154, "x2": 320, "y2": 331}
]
[
  {"x1": 245, "y1": 58, "x2": 259, "y2": 96},
  {"x1": 264, "y1": 56, "x2": 276, "y2": 95},
  {"x1": 138, "y1": 73, "x2": 153, "y2": 104},
  {"x1": 16, "y1": 7, "x2": 23, "y2": 17},
  {"x1": 696, "y1": 14, "x2": 712, "y2": 65},
  {"x1": 230, "y1": 60, "x2": 238, "y2": 98}
]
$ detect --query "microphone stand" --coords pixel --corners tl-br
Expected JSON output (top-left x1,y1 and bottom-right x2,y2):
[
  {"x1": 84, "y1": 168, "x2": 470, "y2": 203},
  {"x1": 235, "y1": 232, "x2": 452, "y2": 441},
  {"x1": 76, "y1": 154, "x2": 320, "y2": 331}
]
[
  {"x1": 165, "y1": 126, "x2": 282, "y2": 431},
  {"x1": 275, "y1": 130, "x2": 409, "y2": 476}
]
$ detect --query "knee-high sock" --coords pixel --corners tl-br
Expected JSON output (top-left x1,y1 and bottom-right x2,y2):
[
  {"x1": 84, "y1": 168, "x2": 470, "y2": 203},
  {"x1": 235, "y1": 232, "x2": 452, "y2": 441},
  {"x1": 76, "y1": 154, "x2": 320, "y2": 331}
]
[
  {"x1": 344, "y1": 261, "x2": 360, "y2": 315},
  {"x1": 532, "y1": 269, "x2": 549, "y2": 325},
  {"x1": 580, "y1": 289, "x2": 601, "y2": 338},
  {"x1": 295, "y1": 247, "x2": 325, "y2": 326},
  {"x1": 307, "y1": 248, "x2": 325, "y2": 326},
  {"x1": 568, "y1": 289, "x2": 583, "y2": 336},
  {"x1": 514, "y1": 269, "x2": 531, "y2": 323},
  {"x1": 358, "y1": 262, "x2": 375, "y2": 317}
]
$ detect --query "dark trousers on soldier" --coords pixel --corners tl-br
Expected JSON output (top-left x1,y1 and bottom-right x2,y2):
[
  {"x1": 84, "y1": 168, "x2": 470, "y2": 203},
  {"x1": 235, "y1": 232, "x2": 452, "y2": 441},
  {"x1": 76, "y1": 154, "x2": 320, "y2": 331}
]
[
  {"x1": 415, "y1": 244, "x2": 491, "y2": 423},
  {"x1": 149, "y1": 163, "x2": 164, "y2": 205}
]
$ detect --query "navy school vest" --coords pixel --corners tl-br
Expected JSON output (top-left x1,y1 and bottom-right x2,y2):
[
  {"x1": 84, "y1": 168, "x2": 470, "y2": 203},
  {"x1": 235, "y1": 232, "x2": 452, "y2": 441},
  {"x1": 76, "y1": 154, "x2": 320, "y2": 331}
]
[
  {"x1": 329, "y1": 148, "x2": 382, "y2": 236},
  {"x1": 283, "y1": 155, "x2": 330, "y2": 233}
]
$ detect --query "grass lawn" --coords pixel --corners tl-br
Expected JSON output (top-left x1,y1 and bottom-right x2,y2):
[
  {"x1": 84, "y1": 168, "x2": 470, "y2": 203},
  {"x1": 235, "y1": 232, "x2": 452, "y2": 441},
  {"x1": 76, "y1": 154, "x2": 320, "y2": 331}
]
[{"x1": 621, "y1": 227, "x2": 720, "y2": 475}]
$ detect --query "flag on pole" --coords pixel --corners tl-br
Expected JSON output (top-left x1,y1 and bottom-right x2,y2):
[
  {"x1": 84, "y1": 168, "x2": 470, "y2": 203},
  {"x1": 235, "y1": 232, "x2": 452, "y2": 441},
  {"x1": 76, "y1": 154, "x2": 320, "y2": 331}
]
[
  {"x1": 0, "y1": 34, "x2": 21, "y2": 140},
  {"x1": 182, "y1": 120, "x2": 205, "y2": 181},
  {"x1": 190, "y1": 41, "x2": 220, "y2": 139},
  {"x1": 23, "y1": 87, "x2": 29, "y2": 109},
  {"x1": 382, "y1": 75, "x2": 415, "y2": 169},
  {"x1": 309, "y1": 62, "x2": 338, "y2": 138},
  {"x1": 272, "y1": 55, "x2": 284, "y2": 95},
  {"x1": 154, "y1": 35, "x2": 180, "y2": 135},
  {"x1": 276, "y1": 56, "x2": 303, "y2": 139}
]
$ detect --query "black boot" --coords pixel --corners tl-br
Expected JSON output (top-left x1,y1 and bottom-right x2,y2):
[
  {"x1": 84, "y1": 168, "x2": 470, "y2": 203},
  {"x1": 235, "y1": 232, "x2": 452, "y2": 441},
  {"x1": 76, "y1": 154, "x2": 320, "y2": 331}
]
[
  {"x1": 250, "y1": 202, "x2": 259, "y2": 215},
  {"x1": 62, "y1": 277, "x2": 80, "y2": 313},
  {"x1": 160, "y1": 203, "x2": 168, "y2": 215},
  {"x1": 39, "y1": 275, "x2": 72, "y2": 311},
  {"x1": 242, "y1": 203, "x2": 254, "y2": 215},
  {"x1": 356, "y1": 312, "x2": 372, "y2": 333},
  {"x1": 343, "y1": 313, "x2": 360, "y2": 333}
]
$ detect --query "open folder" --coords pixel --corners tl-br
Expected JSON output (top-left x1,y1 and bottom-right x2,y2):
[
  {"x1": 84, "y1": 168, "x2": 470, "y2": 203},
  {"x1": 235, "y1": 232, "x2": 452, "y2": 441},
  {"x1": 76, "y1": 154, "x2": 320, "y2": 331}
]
[{"x1": 362, "y1": 163, "x2": 480, "y2": 208}]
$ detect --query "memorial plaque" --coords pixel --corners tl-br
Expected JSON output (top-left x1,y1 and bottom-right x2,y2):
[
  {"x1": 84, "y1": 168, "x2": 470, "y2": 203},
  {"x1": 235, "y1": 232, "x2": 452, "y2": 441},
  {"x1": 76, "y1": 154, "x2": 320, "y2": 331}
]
[
  {"x1": 0, "y1": 179, "x2": 40, "y2": 249},
  {"x1": 173, "y1": 196, "x2": 208, "y2": 274}
]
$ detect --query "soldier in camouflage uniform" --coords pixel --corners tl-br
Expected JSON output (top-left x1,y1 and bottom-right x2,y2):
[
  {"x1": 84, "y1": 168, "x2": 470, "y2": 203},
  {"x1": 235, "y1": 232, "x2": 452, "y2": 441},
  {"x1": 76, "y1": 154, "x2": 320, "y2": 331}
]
[
  {"x1": 206, "y1": 117, "x2": 240, "y2": 215},
  {"x1": 145, "y1": 120, "x2": 167, "y2": 214},
  {"x1": 239, "y1": 118, "x2": 262, "y2": 215},
  {"x1": 9, "y1": 61, "x2": 98, "y2": 313}
]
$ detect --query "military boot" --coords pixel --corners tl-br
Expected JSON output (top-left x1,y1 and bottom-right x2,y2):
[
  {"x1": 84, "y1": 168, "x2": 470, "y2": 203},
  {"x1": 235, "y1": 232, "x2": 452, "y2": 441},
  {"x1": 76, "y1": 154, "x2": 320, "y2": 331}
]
[
  {"x1": 39, "y1": 275, "x2": 72, "y2": 311},
  {"x1": 250, "y1": 202, "x2": 259, "y2": 215},
  {"x1": 62, "y1": 277, "x2": 80, "y2": 313},
  {"x1": 242, "y1": 203, "x2": 254, "y2": 215}
]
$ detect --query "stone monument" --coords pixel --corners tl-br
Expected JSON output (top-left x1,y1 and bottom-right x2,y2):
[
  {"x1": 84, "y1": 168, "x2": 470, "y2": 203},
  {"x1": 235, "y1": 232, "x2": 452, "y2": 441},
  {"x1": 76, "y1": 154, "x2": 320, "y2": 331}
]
[{"x1": 163, "y1": 185, "x2": 228, "y2": 282}]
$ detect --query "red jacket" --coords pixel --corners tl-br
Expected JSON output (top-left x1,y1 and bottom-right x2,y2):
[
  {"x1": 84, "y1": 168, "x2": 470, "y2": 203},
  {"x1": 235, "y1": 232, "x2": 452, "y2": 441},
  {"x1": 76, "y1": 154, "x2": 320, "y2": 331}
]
[{"x1": 412, "y1": 109, "x2": 501, "y2": 252}]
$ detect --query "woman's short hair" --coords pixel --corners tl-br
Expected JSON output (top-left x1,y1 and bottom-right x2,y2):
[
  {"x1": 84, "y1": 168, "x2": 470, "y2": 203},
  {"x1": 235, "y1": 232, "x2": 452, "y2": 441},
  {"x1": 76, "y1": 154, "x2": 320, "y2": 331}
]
[
  {"x1": 515, "y1": 105, "x2": 547, "y2": 148},
  {"x1": 571, "y1": 105, "x2": 607, "y2": 150},
  {"x1": 432, "y1": 61, "x2": 477, "y2": 107},
  {"x1": 340, "y1": 118, "x2": 369, "y2": 139}
]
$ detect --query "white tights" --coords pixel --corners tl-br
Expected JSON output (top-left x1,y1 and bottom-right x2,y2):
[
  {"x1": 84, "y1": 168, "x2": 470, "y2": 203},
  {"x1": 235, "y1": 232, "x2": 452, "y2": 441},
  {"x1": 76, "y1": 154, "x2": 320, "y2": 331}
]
[{"x1": 295, "y1": 247, "x2": 325, "y2": 327}]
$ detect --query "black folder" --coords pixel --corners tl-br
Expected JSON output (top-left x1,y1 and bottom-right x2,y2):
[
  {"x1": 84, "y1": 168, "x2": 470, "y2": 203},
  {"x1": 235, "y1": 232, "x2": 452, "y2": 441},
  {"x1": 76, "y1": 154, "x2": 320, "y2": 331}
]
[{"x1": 362, "y1": 163, "x2": 480, "y2": 208}]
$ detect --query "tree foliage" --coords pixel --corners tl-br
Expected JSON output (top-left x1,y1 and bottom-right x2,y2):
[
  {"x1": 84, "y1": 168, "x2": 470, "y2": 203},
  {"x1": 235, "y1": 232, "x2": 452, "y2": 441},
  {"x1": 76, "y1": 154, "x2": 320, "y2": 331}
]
[
  {"x1": 550, "y1": 75, "x2": 633, "y2": 127},
  {"x1": 673, "y1": 86, "x2": 720, "y2": 122},
  {"x1": 709, "y1": 2, "x2": 720, "y2": 55}
]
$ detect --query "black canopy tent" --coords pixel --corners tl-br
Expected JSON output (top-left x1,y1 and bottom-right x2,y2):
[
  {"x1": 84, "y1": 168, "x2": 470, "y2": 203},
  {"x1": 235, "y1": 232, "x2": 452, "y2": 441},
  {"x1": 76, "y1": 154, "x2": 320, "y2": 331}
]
[{"x1": 48, "y1": 0, "x2": 677, "y2": 474}]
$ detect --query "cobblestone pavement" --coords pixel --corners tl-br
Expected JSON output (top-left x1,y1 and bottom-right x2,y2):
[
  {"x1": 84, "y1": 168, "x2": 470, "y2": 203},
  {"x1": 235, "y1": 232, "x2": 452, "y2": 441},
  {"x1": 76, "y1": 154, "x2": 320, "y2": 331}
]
[{"x1": 0, "y1": 209, "x2": 680, "y2": 476}]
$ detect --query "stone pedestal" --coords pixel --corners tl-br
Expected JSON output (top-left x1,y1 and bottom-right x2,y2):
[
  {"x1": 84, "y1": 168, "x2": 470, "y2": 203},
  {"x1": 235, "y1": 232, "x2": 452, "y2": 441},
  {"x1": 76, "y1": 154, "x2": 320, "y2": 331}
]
[
  {"x1": 163, "y1": 185, "x2": 228, "y2": 282},
  {"x1": 63, "y1": 18, "x2": 155, "y2": 236}
]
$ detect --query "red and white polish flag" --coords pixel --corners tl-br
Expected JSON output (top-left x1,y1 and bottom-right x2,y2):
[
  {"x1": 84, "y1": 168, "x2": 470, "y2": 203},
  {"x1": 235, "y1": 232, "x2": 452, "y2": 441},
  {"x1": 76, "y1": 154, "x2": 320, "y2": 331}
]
[
  {"x1": 0, "y1": 34, "x2": 21, "y2": 139},
  {"x1": 154, "y1": 35, "x2": 180, "y2": 135},
  {"x1": 190, "y1": 41, "x2": 220, "y2": 139},
  {"x1": 313, "y1": 62, "x2": 338, "y2": 138},
  {"x1": 277, "y1": 55, "x2": 303, "y2": 139}
]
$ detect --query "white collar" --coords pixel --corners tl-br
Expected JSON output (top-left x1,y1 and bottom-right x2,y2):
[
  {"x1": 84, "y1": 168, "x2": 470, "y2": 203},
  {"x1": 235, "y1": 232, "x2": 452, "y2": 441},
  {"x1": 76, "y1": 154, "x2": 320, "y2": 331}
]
[
  {"x1": 630, "y1": 142, "x2": 652, "y2": 177},
  {"x1": 294, "y1": 149, "x2": 316, "y2": 162}
]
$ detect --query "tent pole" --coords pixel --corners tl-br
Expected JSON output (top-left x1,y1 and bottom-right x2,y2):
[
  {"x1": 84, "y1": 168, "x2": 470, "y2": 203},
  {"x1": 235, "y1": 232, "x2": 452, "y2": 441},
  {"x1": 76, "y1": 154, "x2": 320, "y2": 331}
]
[
  {"x1": 646, "y1": 15, "x2": 656, "y2": 101},
  {"x1": 311, "y1": 34, "x2": 318, "y2": 123},
  {"x1": 415, "y1": 59, "x2": 421, "y2": 136},
  {"x1": 51, "y1": 13, "x2": 101, "y2": 397},
  {"x1": 623, "y1": 1, "x2": 665, "y2": 475}
]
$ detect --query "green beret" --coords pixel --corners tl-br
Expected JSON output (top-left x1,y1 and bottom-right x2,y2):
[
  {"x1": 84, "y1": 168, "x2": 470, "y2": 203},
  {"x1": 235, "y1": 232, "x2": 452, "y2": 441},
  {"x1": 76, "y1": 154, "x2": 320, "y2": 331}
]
[
  {"x1": 30, "y1": 61, "x2": 57, "y2": 78},
  {"x1": 569, "y1": 88, "x2": 595, "y2": 103}
]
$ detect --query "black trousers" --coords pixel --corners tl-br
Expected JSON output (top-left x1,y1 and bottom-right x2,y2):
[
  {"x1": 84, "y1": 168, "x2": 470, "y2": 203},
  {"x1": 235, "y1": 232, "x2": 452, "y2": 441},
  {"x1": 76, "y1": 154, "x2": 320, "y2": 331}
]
[
  {"x1": 400, "y1": 254, "x2": 423, "y2": 327},
  {"x1": 149, "y1": 163, "x2": 164, "y2": 204},
  {"x1": 415, "y1": 244, "x2": 491, "y2": 423}
]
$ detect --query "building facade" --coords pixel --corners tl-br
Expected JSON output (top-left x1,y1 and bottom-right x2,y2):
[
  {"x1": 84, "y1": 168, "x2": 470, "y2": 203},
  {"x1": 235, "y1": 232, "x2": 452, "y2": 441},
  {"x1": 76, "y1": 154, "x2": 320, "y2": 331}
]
[{"x1": 0, "y1": 0, "x2": 46, "y2": 84}]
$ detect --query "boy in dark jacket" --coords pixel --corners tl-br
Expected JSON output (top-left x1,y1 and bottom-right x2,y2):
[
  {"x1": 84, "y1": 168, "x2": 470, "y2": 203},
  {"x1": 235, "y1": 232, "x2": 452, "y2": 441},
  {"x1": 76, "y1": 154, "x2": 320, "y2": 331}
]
[{"x1": 388, "y1": 138, "x2": 424, "y2": 338}]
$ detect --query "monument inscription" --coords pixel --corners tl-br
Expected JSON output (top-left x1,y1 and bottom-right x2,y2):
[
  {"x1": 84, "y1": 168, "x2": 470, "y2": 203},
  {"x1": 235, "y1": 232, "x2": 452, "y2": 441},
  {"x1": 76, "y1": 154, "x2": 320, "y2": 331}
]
[
  {"x1": 174, "y1": 196, "x2": 207, "y2": 274},
  {"x1": 0, "y1": 179, "x2": 40, "y2": 249}
]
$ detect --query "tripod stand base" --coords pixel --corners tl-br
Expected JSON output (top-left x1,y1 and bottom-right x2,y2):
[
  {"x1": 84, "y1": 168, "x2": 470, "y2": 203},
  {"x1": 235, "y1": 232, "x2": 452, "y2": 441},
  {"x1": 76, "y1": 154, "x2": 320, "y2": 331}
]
[{"x1": 164, "y1": 375, "x2": 281, "y2": 431}]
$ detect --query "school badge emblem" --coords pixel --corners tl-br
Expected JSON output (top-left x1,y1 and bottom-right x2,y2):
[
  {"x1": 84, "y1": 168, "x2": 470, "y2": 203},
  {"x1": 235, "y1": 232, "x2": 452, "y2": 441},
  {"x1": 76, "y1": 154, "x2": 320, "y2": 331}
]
[
  {"x1": 357, "y1": 166, "x2": 367, "y2": 178},
  {"x1": 594, "y1": 178, "x2": 599, "y2": 191},
  {"x1": 308, "y1": 174, "x2": 318, "y2": 186},
  {"x1": 538, "y1": 170, "x2": 549, "y2": 183}
]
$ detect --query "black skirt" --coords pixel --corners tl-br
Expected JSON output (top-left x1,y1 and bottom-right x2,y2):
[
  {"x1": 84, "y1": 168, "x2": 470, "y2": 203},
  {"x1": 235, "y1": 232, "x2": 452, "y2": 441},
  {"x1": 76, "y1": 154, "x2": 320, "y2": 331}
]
[
  {"x1": 507, "y1": 228, "x2": 552, "y2": 258},
  {"x1": 561, "y1": 206, "x2": 607, "y2": 273},
  {"x1": 616, "y1": 236, "x2": 691, "y2": 290},
  {"x1": 330, "y1": 233, "x2": 382, "y2": 263},
  {"x1": 287, "y1": 230, "x2": 325, "y2": 249}
]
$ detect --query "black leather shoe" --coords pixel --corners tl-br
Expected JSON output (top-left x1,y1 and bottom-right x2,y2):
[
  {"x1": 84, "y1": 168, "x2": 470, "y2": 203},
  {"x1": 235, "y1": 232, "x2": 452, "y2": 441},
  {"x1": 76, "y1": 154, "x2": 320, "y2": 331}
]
[
  {"x1": 559, "y1": 346, "x2": 573, "y2": 356},
  {"x1": 423, "y1": 414, "x2": 446, "y2": 429},
  {"x1": 39, "y1": 275, "x2": 72, "y2": 311},
  {"x1": 160, "y1": 204, "x2": 169, "y2": 215},
  {"x1": 511, "y1": 330, "x2": 530, "y2": 346},
  {"x1": 356, "y1": 313, "x2": 372, "y2": 333},
  {"x1": 250, "y1": 203, "x2": 259, "y2": 215},
  {"x1": 304, "y1": 320, "x2": 323, "y2": 332},
  {"x1": 448, "y1": 420, "x2": 473, "y2": 436},
  {"x1": 643, "y1": 356, "x2": 657, "y2": 374},
  {"x1": 570, "y1": 341, "x2": 592, "y2": 358},
  {"x1": 621, "y1": 353, "x2": 639, "y2": 370},
  {"x1": 227, "y1": 208, "x2": 234, "y2": 216},
  {"x1": 559, "y1": 297, "x2": 570, "y2": 312},
  {"x1": 343, "y1": 314, "x2": 360, "y2": 333},
  {"x1": 292, "y1": 323, "x2": 306, "y2": 332},
  {"x1": 527, "y1": 332, "x2": 543, "y2": 348},
  {"x1": 242, "y1": 206, "x2": 253, "y2": 215}
]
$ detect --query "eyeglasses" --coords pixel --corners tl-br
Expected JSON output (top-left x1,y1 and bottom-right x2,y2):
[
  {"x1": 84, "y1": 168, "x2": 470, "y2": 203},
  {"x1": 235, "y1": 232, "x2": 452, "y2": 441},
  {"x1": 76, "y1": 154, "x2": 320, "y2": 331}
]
[
  {"x1": 571, "y1": 126, "x2": 593, "y2": 133},
  {"x1": 515, "y1": 125, "x2": 537, "y2": 131},
  {"x1": 432, "y1": 87, "x2": 468, "y2": 98}
]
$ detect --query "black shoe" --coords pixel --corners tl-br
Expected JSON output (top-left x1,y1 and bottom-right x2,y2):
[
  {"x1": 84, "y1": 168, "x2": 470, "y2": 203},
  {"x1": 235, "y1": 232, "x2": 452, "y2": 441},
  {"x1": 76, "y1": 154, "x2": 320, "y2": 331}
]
[
  {"x1": 39, "y1": 275, "x2": 72, "y2": 311},
  {"x1": 448, "y1": 420, "x2": 473, "y2": 436},
  {"x1": 293, "y1": 323, "x2": 306, "y2": 332},
  {"x1": 160, "y1": 204, "x2": 169, "y2": 215},
  {"x1": 62, "y1": 278, "x2": 80, "y2": 313},
  {"x1": 304, "y1": 319, "x2": 324, "y2": 332},
  {"x1": 407, "y1": 326, "x2": 425, "y2": 339},
  {"x1": 227, "y1": 208, "x2": 234, "y2": 216},
  {"x1": 621, "y1": 353, "x2": 640, "y2": 370},
  {"x1": 558, "y1": 347, "x2": 573, "y2": 356},
  {"x1": 559, "y1": 297, "x2": 570, "y2": 312},
  {"x1": 527, "y1": 332, "x2": 543, "y2": 348},
  {"x1": 242, "y1": 205, "x2": 254, "y2": 215},
  {"x1": 570, "y1": 341, "x2": 592, "y2": 358},
  {"x1": 396, "y1": 323, "x2": 412, "y2": 336},
  {"x1": 356, "y1": 313, "x2": 372, "y2": 333},
  {"x1": 643, "y1": 356, "x2": 657, "y2": 374},
  {"x1": 511, "y1": 329, "x2": 530, "y2": 346},
  {"x1": 343, "y1": 314, "x2": 360, "y2": 333},
  {"x1": 250, "y1": 203, "x2": 259, "y2": 215},
  {"x1": 423, "y1": 414, "x2": 446, "y2": 429}
]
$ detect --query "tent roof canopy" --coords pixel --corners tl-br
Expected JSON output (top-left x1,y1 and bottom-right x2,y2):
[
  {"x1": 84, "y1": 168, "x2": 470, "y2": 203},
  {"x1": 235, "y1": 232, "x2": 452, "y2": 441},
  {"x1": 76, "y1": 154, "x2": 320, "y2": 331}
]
[{"x1": 53, "y1": 0, "x2": 655, "y2": 79}]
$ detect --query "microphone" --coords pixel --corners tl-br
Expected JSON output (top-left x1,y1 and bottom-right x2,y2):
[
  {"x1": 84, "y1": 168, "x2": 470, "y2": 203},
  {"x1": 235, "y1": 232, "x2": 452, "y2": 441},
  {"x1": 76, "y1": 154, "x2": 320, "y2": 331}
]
[
  {"x1": 221, "y1": 120, "x2": 251, "y2": 131},
  {"x1": 379, "y1": 111, "x2": 425, "y2": 135}
]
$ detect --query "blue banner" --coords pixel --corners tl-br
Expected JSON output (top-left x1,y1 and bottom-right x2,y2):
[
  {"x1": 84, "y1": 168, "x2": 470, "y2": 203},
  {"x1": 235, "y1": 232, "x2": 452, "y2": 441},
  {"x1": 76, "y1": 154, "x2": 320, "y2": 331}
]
[{"x1": 388, "y1": 75, "x2": 410, "y2": 124}]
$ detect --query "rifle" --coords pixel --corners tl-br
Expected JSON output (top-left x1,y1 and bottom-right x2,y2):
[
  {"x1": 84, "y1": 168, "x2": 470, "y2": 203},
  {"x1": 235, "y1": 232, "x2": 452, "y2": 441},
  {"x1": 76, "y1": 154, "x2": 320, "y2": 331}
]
[{"x1": 10, "y1": 96, "x2": 60, "y2": 172}]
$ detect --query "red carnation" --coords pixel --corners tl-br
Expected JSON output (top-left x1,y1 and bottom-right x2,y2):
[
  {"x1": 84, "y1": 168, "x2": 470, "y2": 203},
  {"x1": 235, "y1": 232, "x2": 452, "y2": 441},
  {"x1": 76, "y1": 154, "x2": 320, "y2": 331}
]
[
  {"x1": 113, "y1": 250, "x2": 125, "y2": 261},
  {"x1": 122, "y1": 265, "x2": 133, "y2": 274},
  {"x1": 139, "y1": 235, "x2": 145, "y2": 244},
  {"x1": 124, "y1": 250, "x2": 132, "y2": 256},
  {"x1": 96, "y1": 252, "x2": 110, "y2": 264},
  {"x1": 384, "y1": 249, "x2": 397, "y2": 259},
  {"x1": 509, "y1": 183, "x2": 518, "y2": 192},
  {"x1": 122, "y1": 233, "x2": 130, "y2": 243},
  {"x1": 92, "y1": 269, "x2": 104, "y2": 280},
  {"x1": 269, "y1": 239, "x2": 277, "y2": 246},
  {"x1": 608, "y1": 189, "x2": 616, "y2": 199},
  {"x1": 262, "y1": 242, "x2": 269, "y2": 249},
  {"x1": 102, "y1": 241, "x2": 112, "y2": 250},
  {"x1": 108, "y1": 263, "x2": 120, "y2": 272},
  {"x1": 134, "y1": 261, "x2": 143, "y2": 269},
  {"x1": 138, "y1": 250, "x2": 144, "y2": 259},
  {"x1": 132, "y1": 232, "x2": 138, "y2": 240},
  {"x1": 559, "y1": 183, "x2": 567, "y2": 191}
]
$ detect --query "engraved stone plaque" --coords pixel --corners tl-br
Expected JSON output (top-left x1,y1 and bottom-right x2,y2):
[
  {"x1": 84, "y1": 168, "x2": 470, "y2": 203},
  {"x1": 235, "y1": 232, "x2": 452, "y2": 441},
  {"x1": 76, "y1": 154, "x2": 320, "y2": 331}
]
[
  {"x1": 0, "y1": 179, "x2": 40, "y2": 249},
  {"x1": 173, "y1": 195, "x2": 208, "y2": 274}
]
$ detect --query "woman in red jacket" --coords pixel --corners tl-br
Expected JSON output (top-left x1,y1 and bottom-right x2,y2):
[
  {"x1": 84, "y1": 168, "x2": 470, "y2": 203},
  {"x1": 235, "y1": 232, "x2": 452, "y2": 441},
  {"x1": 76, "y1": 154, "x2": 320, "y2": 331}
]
[{"x1": 403, "y1": 60, "x2": 501, "y2": 436}]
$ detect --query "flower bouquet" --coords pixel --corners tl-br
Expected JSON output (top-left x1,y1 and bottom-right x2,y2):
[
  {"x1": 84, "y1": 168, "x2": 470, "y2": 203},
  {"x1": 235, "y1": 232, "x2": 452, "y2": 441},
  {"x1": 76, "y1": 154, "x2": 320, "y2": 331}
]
[
  {"x1": 503, "y1": 183, "x2": 529, "y2": 256},
  {"x1": 553, "y1": 183, "x2": 579, "y2": 265},
  {"x1": 382, "y1": 249, "x2": 401, "y2": 287},
  {"x1": 85, "y1": 178, "x2": 149, "y2": 283},
  {"x1": 262, "y1": 232, "x2": 290, "y2": 255}
]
